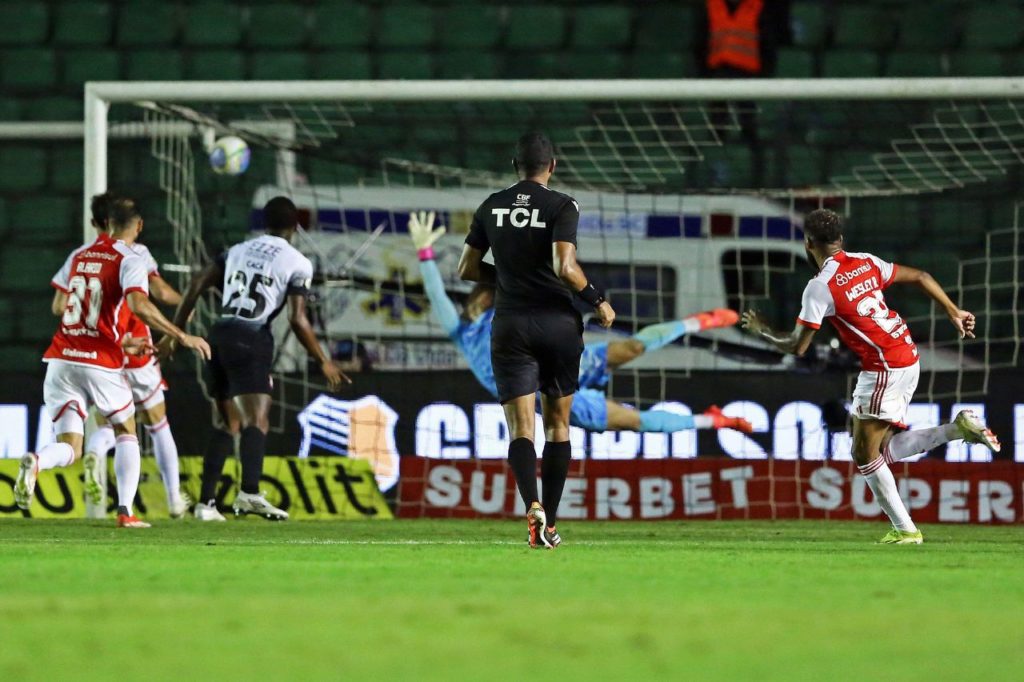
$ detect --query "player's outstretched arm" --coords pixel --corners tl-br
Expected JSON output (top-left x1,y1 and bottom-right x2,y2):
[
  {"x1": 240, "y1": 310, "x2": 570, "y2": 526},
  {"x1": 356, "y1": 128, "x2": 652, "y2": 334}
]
[
  {"x1": 127, "y1": 291, "x2": 211, "y2": 360},
  {"x1": 892, "y1": 264, "x2": 976, "y2": 339},
  {"x1": 553, "y1": 241, "x2": 615, "y2": 328},
  {"x1": 287, "y1": 293, "x2": 351, "y2": 391},
  {"x1": 741, "y1": 311, "x2": 817, "y2": 356},
  {"x1": 171, "y1": 261, "x2": 222, "y2": 331},
  {"x1": 408, "y1": 211, "x2": 460, "y2": 336},
  {"x1": 149, "y1": 275, "x2": 183, "y2": 307}
]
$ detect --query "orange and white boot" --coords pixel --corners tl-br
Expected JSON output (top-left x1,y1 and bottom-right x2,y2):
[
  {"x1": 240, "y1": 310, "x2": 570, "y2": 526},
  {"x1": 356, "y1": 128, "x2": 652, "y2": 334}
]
[
  {"x1": 690, "y1": 308, "x2": 740, "y2": 331},
  {"x1": 704, "y1": 405, "x2": 753, "y2": 434}
]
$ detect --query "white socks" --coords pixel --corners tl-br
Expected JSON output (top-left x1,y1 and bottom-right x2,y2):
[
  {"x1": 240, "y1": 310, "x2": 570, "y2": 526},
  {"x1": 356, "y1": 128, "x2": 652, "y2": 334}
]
[
  {"x1": 884, "y1": 423, "x2": 960, "y2": 462},
  {"x1": 859, "y1": 457, "x2": 917, "y2": 532},
  {"x1": 35, "y1": 442, "x2": 75, "y2": 471},
  {"x1": 146, "y1": 418, "x2": 181, "y2": 506},
  {"x1": 692, "y1": 415, "x2": 714, "y2": 429},
  {"x1": 114, "y1": 434, "x2": 141, "y2": 515},
  {"x1": 85, "y1": 424, "x2": 116, "y2": 459}
]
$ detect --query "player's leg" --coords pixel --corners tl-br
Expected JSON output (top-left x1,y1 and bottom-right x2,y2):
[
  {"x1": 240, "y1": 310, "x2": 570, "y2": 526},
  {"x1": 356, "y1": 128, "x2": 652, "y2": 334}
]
[
  {"x1": 533, "y1": 309, "x2": 584, "y2": 549},
  {"x1": 131, "y1": 362, "x2": 189, "y2": 516},
  {"x1": 539, "y1": 392, "x2": 573, "y2": 548},
  {"x1": 852, "y1": 417, "x2": 919, "y2": 543},
  {"x1": 493, "y1": 312, "x2": 545, "y2": 544},
  {"x1": 82, "y1": 411, "x2": 114, "y2": 504},
  {"x1": 196, "y1": 399, "x2": 237, "y2": 521},
  {"x1": 607, "y1": 402, "x2": 754, "y2": 433},
  {"x1": 882, "y1": 411, "x2": 1000, "y2": 461},
  {"x1": 17, "y1": 363, "x2": 88, "y2": 509},
  {"x1": 501, "y1": 392, "x2": 541, "y2": 510},
  {"x1": 613, "y1": 309, "x2": 740, "y2": 367},
  {"x1": 196, "y1": 327, "x2": 235, "y2": 520},
  {"x1": 85, "y1": 366, "x2": 148, "y2": 528},
  {"x1": 234, "y1": 392, "x2": 271, "y2": 493},
  {"x1": 219, "y1": 326, "x2": 285, "y2": 520},
  {"x1": 604, "y1": 338, "x2": 645, "y2": 369},
  {"x1": 137, "y1": 399, "x2": 188, "y2": 517},
  {"x1": 849, "y1": 367, "x2": 921, "y2": 543},
  {"x1": 110, "y1": 415, "x2": 149, "y2": 527}
]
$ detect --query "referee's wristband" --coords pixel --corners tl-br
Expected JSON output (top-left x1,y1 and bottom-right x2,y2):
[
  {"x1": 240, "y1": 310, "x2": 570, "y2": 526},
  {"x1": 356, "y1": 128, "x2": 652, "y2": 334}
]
[{"x1": 576, "y1": 282, "x2": 605, "y2": 308}]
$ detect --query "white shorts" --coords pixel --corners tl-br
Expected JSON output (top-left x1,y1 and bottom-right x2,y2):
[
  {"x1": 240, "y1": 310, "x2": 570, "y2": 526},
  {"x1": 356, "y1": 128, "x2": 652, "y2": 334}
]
[
  {"x1": 124, "y1": 361, "x2": 168, "y2": 410},
  {"x1": 851, "y1": 363, "x2": 920, "y2": 427},
  {"x1": 43, "y1": 360, "x2": 135, "y2": 432}
]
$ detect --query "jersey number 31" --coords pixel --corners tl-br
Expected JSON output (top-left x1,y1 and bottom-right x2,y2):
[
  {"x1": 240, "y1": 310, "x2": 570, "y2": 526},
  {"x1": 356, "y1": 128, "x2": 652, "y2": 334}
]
[{"x1": 63, "y1": 275, "x2": 103, "y2": 329}]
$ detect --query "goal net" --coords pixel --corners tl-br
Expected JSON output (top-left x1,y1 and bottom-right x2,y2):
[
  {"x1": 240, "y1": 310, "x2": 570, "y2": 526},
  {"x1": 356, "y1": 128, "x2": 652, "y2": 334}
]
[{"x1": 87, "y1": 79, "x2": 1024, "y2": 521}]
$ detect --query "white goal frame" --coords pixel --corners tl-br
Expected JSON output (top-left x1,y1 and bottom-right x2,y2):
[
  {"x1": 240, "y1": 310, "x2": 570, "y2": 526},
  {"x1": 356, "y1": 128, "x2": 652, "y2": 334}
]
[
  {"x1": 84, "y1": 77, "x2": 1024, "y2": 242},
  {"x1": 78, "y1": 78, "x2": 1024, "y2": 518}
]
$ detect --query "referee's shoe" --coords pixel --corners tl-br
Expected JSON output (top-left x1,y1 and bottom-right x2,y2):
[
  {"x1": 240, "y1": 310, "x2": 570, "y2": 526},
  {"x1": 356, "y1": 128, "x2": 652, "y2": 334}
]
[{"x1": 527, "y1": 502, "x2": 553, "y2": 549}]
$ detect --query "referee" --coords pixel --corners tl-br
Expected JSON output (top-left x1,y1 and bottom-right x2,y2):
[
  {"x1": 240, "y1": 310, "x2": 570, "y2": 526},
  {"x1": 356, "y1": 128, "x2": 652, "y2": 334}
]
[{"x1": 458, "y1": 132, "x2": 615, "y2": 548}]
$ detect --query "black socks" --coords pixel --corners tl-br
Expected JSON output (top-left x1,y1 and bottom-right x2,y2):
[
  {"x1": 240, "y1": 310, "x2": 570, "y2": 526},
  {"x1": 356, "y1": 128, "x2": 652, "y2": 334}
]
[
  {"x1": 541, "y1": 441, "x2": 572, "y2": 527},
  {"x1": 239, "y1": 426, "x2": 267, "y2": 495},
  {"x1": 201, "y1": 428, "x2": 235, "y2": 502},
  {"x1": 507, "y1": 437, "x2": 539, "y2": 508}
]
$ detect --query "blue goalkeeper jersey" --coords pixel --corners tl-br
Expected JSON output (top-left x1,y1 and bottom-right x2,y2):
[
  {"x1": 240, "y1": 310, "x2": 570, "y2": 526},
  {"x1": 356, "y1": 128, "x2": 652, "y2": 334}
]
[
  {"x1": 419, "y1": 259, "x2": 609, "y2": 420},
  {"x1": 453, "y1": 308, "x2": 498, "y2": 398}
]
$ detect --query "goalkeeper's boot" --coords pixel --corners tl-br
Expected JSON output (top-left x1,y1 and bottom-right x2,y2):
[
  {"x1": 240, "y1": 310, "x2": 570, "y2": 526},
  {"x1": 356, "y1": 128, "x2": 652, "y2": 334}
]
[
  {"x1": 527, "y1": 502, "x2": 551, "y2": 549},
  {"x1": 233, "y1": 491, "x2": 289, "y2": 521},
  {"x1": 691, "y1": 308, "x2": 740, "y2": 331},
  {"x1": 953, "y1": 409, "x2": 1001, "y2": 453},
  {"x1": 82, "y1": 452, "x2": 104, "y2": 505},
  {"x1": 168, "y1": 491, "x2": 192, "y2": 520},
  {"x1": 543, "y1": 526, "x2": 562, "y2": 549},
  {"x1": 194, "y1": 500, "x2": 227, "y2": 522},
  {"x1": 117, "y1": 507, "x2": 151, "y2": 529},
  {"x1": 13, "y1": 453, "x2": 39, "y2": 510},
  {"x1": 878, "y1": 528, "x2": 923, "y2": 545},
  {"x1": 704, "y1": 405, "x2": 754, "y2": 434}
]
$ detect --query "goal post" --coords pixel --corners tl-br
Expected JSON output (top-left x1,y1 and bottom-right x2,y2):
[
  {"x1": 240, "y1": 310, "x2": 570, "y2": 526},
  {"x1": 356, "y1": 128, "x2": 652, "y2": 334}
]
[{"x1": 81, "y1": 78, "x2": 1024, "y2": 521}]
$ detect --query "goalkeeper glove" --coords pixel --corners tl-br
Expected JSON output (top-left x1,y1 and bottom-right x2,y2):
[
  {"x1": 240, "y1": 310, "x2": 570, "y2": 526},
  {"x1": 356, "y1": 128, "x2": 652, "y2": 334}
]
[{"x1": 408, "y1": 210, "x2": 446, "y2": 261}]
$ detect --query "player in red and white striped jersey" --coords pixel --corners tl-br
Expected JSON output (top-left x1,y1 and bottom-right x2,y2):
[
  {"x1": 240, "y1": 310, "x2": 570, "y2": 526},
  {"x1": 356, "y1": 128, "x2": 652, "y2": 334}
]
[
  {"x1": 15, "y1": 197, "x2": 210, "y2": 528},
  {"x1": 742, "y1": 209, "x2": 1000, "y2": 544},
  {"x1": 51, "y1": 193, "x2": 190, "y2": 518}
]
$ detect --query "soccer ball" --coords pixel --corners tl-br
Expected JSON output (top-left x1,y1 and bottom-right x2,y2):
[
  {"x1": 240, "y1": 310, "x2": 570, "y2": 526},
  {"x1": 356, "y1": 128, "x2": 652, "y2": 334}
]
[{"x1": 209, "y1": 136, "x2": 251, "y2": 176}]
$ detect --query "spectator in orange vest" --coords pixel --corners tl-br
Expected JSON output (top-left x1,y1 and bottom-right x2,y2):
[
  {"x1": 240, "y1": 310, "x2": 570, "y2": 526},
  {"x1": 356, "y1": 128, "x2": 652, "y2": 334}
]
[{"x1": 698, "y1": 0, "x2": 791, "y2": 182}]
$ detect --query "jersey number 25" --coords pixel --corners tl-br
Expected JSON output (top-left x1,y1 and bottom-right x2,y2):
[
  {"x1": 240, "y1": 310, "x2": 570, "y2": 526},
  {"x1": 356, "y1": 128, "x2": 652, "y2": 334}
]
[{"x1": 226, "y1": 270, "x2": 272, "y2": 320}]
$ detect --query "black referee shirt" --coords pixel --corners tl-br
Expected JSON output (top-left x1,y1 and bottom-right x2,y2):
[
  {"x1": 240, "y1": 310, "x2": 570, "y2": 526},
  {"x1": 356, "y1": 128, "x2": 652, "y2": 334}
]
[{"x1": 465, "y1": 180, "x2": 580, "y2": 313}]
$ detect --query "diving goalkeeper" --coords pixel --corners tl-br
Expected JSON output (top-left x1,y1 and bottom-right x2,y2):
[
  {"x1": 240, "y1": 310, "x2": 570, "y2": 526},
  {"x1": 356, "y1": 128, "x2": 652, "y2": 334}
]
[{"x1": 408, "y1": 212, "x2": 752, "y2": 435}]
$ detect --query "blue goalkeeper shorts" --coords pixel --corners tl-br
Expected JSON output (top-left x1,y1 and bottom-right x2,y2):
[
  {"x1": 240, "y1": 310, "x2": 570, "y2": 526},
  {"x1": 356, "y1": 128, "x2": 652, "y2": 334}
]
[
  {"x1": 569, "y1": 388, "x2": 609, "y2": 431},
  {"x1": 577, "y1": 343, "x2": 610, "y2": 389}
]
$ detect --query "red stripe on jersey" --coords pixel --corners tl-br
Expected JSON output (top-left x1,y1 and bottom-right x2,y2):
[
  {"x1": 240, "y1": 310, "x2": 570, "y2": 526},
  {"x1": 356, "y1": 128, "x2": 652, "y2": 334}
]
[{"x1": 796, "y1": 318, "x2": 820, "y2": 330}]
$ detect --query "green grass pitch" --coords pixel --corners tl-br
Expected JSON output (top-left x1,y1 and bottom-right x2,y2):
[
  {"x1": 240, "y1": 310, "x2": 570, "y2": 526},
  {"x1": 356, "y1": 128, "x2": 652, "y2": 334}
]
[{"x1": 1, "y1": 519, "x2": 1021, "y2": 681}]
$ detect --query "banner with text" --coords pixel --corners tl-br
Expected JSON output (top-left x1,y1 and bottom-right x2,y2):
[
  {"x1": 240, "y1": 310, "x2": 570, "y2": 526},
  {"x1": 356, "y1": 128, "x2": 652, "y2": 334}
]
[
  {"x1": 0, "y1": 456, "x2": 391, "y2": 520},
  {"x1": 396, "y1": 457, "x2": 1024, "y2": 524}
]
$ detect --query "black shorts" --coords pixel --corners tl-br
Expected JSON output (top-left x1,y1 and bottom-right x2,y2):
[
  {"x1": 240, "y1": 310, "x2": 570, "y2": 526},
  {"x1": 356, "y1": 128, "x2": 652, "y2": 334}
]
[
  {"x1": 206, "y1": 319, "x2": 274, "y2": 400},
  {"x1": 491, "y1": 308, "x2": 583, "y2": 403}
]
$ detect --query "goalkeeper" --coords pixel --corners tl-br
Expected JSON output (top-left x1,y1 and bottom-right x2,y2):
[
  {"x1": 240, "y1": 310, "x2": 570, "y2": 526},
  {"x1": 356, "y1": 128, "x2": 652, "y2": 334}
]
[{"x1": 408, "y1": 212, "x2": 752, "y2": 435}]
